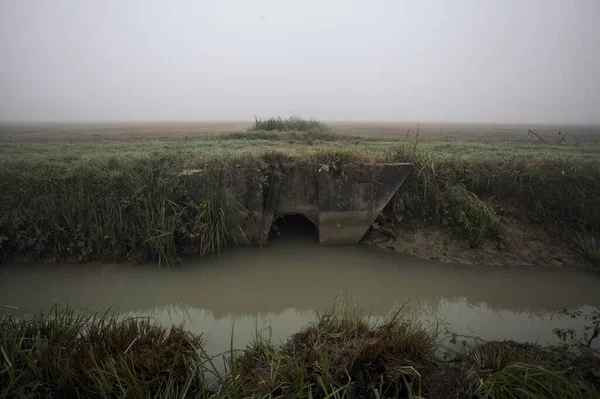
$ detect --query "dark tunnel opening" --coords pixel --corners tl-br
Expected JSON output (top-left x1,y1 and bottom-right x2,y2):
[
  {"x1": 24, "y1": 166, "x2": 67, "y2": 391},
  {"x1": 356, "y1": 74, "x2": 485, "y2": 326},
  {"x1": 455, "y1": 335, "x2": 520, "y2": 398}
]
[{"x1": 269, "y1": 214, "x2": 318, "y2": 243}]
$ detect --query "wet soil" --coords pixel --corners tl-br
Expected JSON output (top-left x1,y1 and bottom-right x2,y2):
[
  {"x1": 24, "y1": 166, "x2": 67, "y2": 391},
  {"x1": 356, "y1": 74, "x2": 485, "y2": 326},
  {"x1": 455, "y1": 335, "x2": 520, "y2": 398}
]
[{"x1": 366, "y1": 217, "x2": 595, "y2": 271}]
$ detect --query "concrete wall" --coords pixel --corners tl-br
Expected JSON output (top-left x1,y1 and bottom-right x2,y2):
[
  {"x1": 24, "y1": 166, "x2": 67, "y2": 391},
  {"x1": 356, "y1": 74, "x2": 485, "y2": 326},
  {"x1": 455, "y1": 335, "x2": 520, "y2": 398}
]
[
  {"x1": 182, "y1": 163, "x2": 412, "y2": 245},
  {"x1": 317, "y1": 164, "x2": 412, "y2": 244}
]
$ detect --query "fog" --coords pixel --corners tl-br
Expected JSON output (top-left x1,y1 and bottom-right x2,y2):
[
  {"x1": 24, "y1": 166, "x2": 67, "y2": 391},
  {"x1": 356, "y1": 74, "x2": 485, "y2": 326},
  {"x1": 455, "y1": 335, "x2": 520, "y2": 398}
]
[{"x1": 1, "y1": 0, "x2": 598, "y2": 124}]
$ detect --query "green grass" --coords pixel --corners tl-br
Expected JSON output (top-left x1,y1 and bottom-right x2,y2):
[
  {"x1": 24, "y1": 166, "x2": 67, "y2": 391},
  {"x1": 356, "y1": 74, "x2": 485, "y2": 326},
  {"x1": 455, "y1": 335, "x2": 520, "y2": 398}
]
[
  {"x1": 2, "y1": 304, "x2": 598, "y2": 398},
  {"x1": 3, "y1": 131, "x2": 600, "y2": 165},
  {"x1": 1, "y1": 124, "x2": 599, "y2": 264}
]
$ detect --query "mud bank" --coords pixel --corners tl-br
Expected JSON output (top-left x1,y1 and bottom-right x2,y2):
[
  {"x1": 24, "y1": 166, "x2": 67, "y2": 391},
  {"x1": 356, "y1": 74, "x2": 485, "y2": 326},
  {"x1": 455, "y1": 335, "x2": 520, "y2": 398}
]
[{"x1": 366, "y1": 217, "x2": 597, "y2": 270}]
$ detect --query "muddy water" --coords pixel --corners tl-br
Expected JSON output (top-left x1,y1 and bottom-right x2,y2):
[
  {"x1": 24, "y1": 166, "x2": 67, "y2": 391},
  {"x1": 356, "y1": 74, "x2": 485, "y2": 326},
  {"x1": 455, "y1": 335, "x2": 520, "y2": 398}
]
[{"x1": 1, "y1": 231, "x2": 600, "y2": 356}]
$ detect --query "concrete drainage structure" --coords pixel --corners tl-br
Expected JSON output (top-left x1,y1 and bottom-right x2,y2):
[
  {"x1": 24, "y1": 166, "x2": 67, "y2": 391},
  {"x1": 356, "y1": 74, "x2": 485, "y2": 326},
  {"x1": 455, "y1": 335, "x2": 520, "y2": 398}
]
[{"x1": 182, "y1": 163, "x2": 412, "y2": 245}]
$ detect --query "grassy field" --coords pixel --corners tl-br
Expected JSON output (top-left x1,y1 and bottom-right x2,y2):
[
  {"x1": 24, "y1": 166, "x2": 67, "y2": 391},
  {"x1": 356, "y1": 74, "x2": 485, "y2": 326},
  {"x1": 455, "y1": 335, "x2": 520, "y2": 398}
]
[
  {"x1": 3, "y1": 131, "x2": 600, "y2": 163},
  {"x1": 0, "y1": 119, "x2": 599, "y2": 265},
  {"x1": 1, "y1": 120, "x2": 599, "y2": 142},
  {"x1": 1, "y1": 304, "x2": 599, "y2": 398}
]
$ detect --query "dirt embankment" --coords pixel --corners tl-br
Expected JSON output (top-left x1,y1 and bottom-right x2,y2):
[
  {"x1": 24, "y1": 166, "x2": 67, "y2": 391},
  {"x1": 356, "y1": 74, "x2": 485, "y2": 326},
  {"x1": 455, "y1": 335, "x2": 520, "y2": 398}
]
[{"x1": 365, "y1": 217, "x2": 596, "y2": 271}]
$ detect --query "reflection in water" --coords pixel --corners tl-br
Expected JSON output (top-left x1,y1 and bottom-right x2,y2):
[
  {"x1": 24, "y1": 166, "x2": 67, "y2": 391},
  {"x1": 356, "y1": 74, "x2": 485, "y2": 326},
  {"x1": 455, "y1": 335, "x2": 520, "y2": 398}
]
[
  {"x1": 1, "y1": 236, "x2": 600, "y2": 355},
  {"x1": 118, "y1": 302, "x2": 599, "y2": 358}
]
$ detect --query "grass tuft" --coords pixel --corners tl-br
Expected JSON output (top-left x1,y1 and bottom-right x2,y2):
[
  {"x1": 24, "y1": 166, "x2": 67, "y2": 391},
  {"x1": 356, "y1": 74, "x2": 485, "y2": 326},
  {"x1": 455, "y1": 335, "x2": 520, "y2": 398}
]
[
  {"x1": 475, "y1": 363, "x2": 598, "y2": 399},
  {"x1": 575, "y1": 229, "x2": 600, "y2": 264},
  {"x1": 0, "y1": 306, "x2": 207, "y2": 398},
  {"x1": 251, "y1": 116, "x2": 331, "y2": 132},
  {"x1": 226, "y1": 303, "x2": 438, "y2": 398}
]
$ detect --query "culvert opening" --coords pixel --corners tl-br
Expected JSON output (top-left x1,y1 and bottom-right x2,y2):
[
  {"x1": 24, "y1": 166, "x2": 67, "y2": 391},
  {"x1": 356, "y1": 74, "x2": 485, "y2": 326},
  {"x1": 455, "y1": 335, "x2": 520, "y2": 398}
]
[{"x1": 270, "y1": 214, "x2": 318, "y2": 243}]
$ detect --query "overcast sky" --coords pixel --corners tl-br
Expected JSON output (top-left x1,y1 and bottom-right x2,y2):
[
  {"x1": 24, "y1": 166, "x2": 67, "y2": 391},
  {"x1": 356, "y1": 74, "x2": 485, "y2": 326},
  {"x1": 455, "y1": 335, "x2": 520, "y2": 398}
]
[{"x1": 0, "y1": 0, "x2": 598, "y2": 123}]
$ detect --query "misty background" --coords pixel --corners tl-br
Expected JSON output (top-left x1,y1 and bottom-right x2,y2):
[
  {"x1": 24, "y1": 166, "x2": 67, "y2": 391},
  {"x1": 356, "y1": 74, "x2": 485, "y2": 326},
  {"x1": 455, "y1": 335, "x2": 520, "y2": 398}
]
[{"x1": 0, "y1": 0, "x2": 598, "y2": 124}]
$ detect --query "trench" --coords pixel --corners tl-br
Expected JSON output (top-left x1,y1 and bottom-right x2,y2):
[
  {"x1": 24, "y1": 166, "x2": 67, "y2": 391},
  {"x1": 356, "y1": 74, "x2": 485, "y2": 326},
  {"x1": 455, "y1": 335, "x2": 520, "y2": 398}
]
[{"x1": 2, "y1": 235, "x2": 600, "y2": 365}]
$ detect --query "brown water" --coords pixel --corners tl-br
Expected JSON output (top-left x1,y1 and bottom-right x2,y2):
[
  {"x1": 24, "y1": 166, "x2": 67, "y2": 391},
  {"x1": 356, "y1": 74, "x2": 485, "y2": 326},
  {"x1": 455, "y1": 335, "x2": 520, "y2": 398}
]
[{"x1": 1, "y1": 233, "x2": 599, "y2": 356}]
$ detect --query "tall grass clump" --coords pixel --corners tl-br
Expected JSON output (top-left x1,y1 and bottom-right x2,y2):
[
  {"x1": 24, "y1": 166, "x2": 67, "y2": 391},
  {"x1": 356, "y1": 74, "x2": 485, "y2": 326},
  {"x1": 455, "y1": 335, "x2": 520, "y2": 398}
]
[
  {"x1": 464, "y1": 337, "x2": 600, "y2": 398},
  {"x1": 184, "y1": 175, "x2": 229, "y2": 256},
  {"x1": 575, "y1": 229, "x2": 600, "y2": 264},
  {"x1": 0, "y1": 306, "x2": 207, "y2": 398},
  {"x1": 474, "y1": 364, "x2": 598, "y2": 399},
  {"x1": 223, "y1": 303, "x2": 439, "y2": 399},
  {"x1": 251, "y1": 116, "x2": 331, "y2": 133}
]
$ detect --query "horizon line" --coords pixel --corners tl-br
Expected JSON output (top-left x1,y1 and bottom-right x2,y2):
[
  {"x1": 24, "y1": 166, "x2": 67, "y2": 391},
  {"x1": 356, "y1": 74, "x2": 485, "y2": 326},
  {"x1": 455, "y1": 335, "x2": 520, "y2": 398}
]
[{"x1": 1, "y1": 119, "x2": 599, "y2": 127}]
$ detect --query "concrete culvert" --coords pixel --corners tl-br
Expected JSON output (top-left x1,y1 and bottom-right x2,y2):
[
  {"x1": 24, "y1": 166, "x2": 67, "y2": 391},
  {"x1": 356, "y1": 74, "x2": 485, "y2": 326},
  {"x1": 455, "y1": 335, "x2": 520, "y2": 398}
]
[{"x1": 183, "y1": 163, "x2": 413, "y2": 246}]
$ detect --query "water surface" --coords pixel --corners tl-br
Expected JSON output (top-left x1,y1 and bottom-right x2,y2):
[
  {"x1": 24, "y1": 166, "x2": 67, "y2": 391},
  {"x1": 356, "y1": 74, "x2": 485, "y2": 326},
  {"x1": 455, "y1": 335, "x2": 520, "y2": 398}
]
[{"x1": 1, "y1": 233, "x2": 599, "y2": 355}]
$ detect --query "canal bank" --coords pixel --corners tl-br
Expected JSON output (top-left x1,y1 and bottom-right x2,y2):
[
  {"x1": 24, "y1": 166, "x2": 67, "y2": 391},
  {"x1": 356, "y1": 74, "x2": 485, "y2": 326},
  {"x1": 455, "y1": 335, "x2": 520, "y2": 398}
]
[{"x1": 1, "y1": 131, "x2": 599, "y2": 269}]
